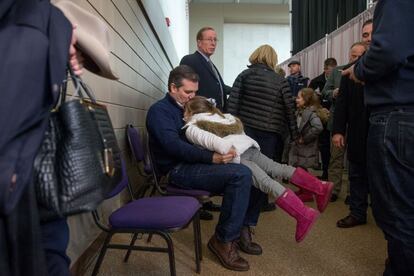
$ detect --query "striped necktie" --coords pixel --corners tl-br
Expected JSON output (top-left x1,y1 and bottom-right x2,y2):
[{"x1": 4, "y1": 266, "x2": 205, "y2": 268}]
[{"x1": 208, "y1": 59, "x2": 224, "y2": 108}]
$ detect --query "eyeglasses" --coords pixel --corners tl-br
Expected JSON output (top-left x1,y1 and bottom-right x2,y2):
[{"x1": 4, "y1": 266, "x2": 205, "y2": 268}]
[{"x1": 200, "y1": 38, "x2": 218, "y2": 43}]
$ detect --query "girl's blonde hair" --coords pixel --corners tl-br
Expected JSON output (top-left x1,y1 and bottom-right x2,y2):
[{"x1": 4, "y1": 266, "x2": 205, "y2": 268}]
[
  {"x1": 185, "y1": 96, "x2": 225, "y2": 118},
  {"x1": 249, "y1": 44, "x2": 278, "y2": 71}
]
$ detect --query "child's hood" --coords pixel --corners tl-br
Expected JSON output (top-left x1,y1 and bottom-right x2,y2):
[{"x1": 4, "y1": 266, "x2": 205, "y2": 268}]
[{"x1": 184, "y1": 113, "x2": 244, "y2": 138}]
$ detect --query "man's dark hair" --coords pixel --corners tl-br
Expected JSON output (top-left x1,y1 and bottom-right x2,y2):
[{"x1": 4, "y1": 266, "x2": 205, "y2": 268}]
[
  {"x1": 168, "y1": 65, "x2": 199, "y2": 92},
  {"x1": 363, "y1": 19, "x2": 373, "y2": 28},
  {"x1": 196, "y1": 26, "x2": 215, "y2": 41},
  {"x1": 324, "y1": 57, "x2": 337, "y2": 67}
]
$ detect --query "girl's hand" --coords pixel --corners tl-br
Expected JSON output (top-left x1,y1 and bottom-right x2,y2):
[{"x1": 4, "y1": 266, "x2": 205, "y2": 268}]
[{"x1": 212, "y1": 146, "x2": 237, "y2": 164}]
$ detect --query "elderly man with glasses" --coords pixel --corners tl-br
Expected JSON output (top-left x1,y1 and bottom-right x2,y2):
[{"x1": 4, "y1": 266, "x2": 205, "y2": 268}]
[
  {"x1": 180, "y1": 26, "x2": 227, "y2": 111},
  {"x1": 180, "y1": 26, "x2": 231, "y2": 219}
]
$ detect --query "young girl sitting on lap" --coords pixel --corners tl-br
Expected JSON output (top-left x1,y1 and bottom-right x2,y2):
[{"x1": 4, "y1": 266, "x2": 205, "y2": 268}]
[{"x1": 183, "y1": 96, "x2": 333, "y2": 242}]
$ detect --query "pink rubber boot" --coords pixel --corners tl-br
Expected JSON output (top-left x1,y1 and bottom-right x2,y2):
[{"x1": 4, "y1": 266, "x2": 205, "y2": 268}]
[
  {"x1": 290, "y1": 167, "x2": 334, "y2": 212},
  {"x1": 275, "y1": 189, "x2": 320, "y2": 242},
  {"x1": 295, "y1": 188, "x2": 314, "y2": 202}
]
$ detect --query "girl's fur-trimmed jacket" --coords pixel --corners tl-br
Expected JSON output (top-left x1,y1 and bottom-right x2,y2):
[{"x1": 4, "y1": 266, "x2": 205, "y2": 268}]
[
  {"x1": 183, "y1": 113, "x2": 260, "y2": 163},
  {"x1": 288, "y1": 106, "x2": 323, "y2": 169}
]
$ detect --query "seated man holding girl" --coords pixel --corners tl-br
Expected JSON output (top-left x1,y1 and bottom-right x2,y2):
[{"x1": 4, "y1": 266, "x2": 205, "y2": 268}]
[{"x1": 146, "y1": 65, "x2": 266, "y2": 272}]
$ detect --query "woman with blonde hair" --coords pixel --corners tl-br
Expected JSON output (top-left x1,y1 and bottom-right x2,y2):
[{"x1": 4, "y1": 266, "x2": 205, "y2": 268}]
[{"x1": 228, "y1": 44, "x2": 298, "y2": 211}]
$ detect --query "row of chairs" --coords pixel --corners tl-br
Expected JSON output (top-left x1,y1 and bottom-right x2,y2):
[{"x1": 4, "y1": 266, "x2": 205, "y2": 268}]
[{"x1": 90, "y1": 124, "x2": 215, "y2": 275}]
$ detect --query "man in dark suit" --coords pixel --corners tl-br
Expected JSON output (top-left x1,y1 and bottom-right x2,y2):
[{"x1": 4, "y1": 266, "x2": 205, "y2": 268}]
[
  {"x1": 332, "y1": 55, "x2": 370, "y2": 229},
  {"x1": 180, "y1": 26, "x2": 228, "y2": 218},
  {"x1": 308, "y1": 58, "x2": 337, "y2": 181},
  {"x1": 309, "y1": 58, "x2": 337, "y2": 94},
  {"x1": 180, "y1": 26, "x2": 227, "y2": 111}
]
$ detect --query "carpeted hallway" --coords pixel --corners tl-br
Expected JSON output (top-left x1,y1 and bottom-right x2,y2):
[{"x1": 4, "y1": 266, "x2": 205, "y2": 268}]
[{"x1": 89, "y1": 179, "x2": 387, "y2": 276}]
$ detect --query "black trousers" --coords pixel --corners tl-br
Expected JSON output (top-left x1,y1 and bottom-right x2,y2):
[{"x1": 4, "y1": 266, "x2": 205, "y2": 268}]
[{"x1": 0, "y1": 182, "x2": 48, "y2": 276}]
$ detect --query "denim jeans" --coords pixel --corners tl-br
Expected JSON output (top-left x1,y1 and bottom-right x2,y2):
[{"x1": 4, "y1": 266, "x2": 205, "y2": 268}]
[
  {"x1": 367, "y1": 108, "x2": 414, "y2": 276},
  {"x1": 348, "y1": 161, "x2": 369, "y2": 222},
  {"x1": 169, "y1": 163, "x2": 264, "y2": 242}
]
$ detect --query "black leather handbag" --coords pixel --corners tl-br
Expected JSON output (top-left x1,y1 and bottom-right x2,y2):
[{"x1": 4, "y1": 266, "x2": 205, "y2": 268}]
[{"x1": 34, "y1": 69, "x2": 122, "y2": 221}]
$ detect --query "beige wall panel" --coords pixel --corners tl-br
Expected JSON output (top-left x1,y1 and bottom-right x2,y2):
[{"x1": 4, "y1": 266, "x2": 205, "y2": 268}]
[
  {"x1": 113, "y1": 0, "x2": 171, "y2": 76},
  {"x1": 106, "y1": 104, "x2": 147, "y2": 130},
  {"x1": 69, "y1": 0, "x2": 168, "y2": 93},
  {"x1": 126, "y1": 0, "x2": 173, "y2": 69},
  {"x1": 81, "y1": 72, "x2": 155, "y2": 111},
  {"x1": 88, "y1": 0, "x2": 168, "y2": 86}
]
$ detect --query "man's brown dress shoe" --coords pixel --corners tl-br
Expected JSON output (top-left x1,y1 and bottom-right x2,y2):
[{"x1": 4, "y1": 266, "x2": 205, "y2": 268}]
[
  {"x1": 336, "y1": 215, "x2": 366, "y2": 228},
  {"x1": 208, "y1": 235, "x2": 249, "y2": 271},
  {"x1": 238, "y1": 226, "x2": 262, "y2": 255}
]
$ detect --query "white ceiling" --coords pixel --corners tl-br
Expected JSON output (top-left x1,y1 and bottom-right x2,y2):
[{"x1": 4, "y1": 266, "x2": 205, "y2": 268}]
[{"x1": 190, "y1": 0, "x2": 289, "y2": 4}]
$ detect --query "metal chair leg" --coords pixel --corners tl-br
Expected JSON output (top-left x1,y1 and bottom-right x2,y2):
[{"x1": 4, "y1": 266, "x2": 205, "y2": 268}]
[
  {"x1": 159, "y1": 232, "x2": 176, "y2": 276},
  {"x1": 91, "y1": 233, "x2": 113, "y2": 276},
  {"x1": 195, "y1": 213, "x2": 202, "y2": 261},
  {"x1": 193, "y1": 214, "x2": 201, "y2": 273},
  {"x1": 123, "y1": 233, "x2": 139, "y2": 262}
]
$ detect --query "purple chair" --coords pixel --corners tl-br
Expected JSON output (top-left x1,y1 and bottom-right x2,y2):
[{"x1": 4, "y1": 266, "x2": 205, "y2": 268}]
[
  {"x1": 91, "y1": 159, "x2": 202, "y2": 276},
  {"x1": 126, "y1": 124, "x2": 154, "y2": 198},
  {"x1": 126, "y1": 124, "x2": 211, "y2": 202}
]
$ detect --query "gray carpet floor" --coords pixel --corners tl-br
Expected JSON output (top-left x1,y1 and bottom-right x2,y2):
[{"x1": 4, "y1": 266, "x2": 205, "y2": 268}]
[{"x1": 89, "y1": 179, "x2": 387, "y2": 276}]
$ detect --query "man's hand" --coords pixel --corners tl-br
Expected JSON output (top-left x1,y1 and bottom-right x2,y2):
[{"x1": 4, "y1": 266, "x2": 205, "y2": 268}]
[
  {"x1": 69, "y1": 25, "x2": 84, "y2": 76},
  {"x1": 332, "y1": 134, "x2": 345, "y2": 148},
  {"x1": 342, "y1": 65, "x2": 363, "y2": 84},
  {"x1": 212, "y1": 147, "x2": 237, "y2": 164},
  {"x1": 333, "y1": 88, "x2": 340, "y2": 98}
]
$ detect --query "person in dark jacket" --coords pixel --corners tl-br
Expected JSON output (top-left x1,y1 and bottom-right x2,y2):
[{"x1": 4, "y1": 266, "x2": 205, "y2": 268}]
[
  {"x1": 287, "y1": 60, "x2": 309, "y2": 97},
  {"x1": 343, "y1": 1, "x2": 414, "y2": 274},
  {"x1": 309, "y1": 58, "x2": 338, "y2": 94},
  {"x1": 309, "y1": 57, "x2": 337, "y2": 180},
  {"x1": 228, "y1": 44, "x2": 298, "y2": 211},
  {"x1": 332, "y1": 64, "x2": 369, "y2": 229},
  {"x1": 0, "y1": 0, "x2": 82, "y2": 275},
  {"x1": 147, "y1": 65, "x2": 265, "y2": 271},
  {"x1": 324, "y1": 37, "x2": 371, "y2": 203}
]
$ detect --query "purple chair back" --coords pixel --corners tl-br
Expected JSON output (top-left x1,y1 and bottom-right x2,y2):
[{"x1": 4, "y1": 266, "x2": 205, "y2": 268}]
[
  {"x1": 126, "y1": 124, "x2": 145, "y2": 162},
  {"x1": 106, "y1": 158, "x2": 128, "y2": 199},
  {"x1": 126, "y1": 124, "x2": 152, "y2": 174}
]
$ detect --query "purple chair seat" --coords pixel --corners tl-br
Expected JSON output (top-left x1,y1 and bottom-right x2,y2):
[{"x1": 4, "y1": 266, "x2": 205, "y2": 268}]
[{"x1": 109, "y1": 196, "x2": 200, "y2": 230}]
